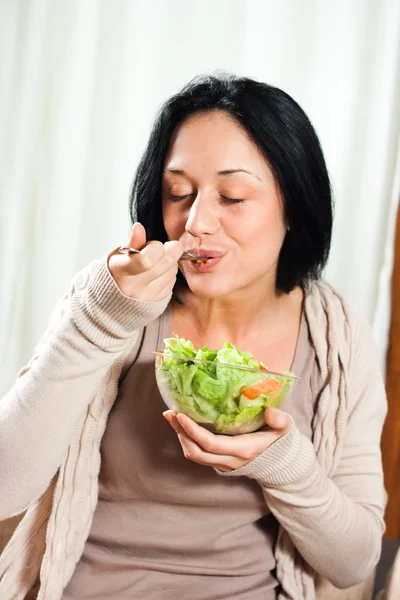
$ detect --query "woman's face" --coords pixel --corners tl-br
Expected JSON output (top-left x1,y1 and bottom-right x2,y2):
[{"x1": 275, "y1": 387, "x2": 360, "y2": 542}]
[{"x1": 162, "y1": 111, "x2": 287, "y2": 299}]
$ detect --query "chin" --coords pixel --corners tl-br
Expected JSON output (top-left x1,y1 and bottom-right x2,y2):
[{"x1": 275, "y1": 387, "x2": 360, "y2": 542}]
[{"x1": 185, "y1": 276, "x2": 240, "y2": 299}]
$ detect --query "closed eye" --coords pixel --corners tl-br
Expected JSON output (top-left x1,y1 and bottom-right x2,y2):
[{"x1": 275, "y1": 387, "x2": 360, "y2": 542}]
[
  {"x1": 169, "y1": 194, "x2": 193, "y2": 202},
  {"x1": 168, "y1": 194, "x2": 245, "y2": 204},
  {"x1": 220, "y1": 195, "x2": 245, "y2": 205}
]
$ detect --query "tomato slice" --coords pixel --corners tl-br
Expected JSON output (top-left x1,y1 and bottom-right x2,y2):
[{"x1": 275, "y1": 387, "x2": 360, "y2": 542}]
[{"x1": 241, "y1": 378, "x2": 283, "y2": 400}]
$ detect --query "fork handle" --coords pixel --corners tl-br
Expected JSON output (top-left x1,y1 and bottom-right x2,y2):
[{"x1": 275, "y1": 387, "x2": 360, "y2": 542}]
[
  {"x1": 118, "y1": 246, "x2": 196, "y2": 261},
  {"x1": 118, "y1": 246, "x2": 140, "y2": 255}
]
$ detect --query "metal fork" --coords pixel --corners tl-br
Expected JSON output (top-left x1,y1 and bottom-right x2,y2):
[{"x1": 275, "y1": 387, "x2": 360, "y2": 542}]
[{"x1": 118, "y1": 246, "x2": 199, "y2": 261}]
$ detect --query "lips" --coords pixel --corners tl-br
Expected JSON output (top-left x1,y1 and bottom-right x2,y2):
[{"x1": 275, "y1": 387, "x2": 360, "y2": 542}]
[
  {"x1": 186, "y1": 249, "x2": 225, "y2": 259},
  {"x1": 185, "y1": 251, "x2": 225, "y2": 272}
]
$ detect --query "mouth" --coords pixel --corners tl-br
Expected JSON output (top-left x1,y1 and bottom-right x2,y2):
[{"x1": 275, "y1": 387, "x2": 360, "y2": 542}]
[
  {"x1": 185, "y1": 249, "x2": 225, "y2": 272},
  {"x1": 186, "y1": 249, "x2": 225, "y2": 260}
]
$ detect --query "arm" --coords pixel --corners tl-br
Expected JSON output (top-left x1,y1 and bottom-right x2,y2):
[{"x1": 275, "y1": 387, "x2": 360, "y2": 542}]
[
  {"x1": 218, "y1": 315, "x2": 387, "y2": 589},
  {"x1": 0, "y1": 256, "x2": 170, "y2": 520}
]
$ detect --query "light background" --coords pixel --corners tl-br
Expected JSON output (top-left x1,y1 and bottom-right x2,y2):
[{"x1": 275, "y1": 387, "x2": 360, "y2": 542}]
[{"x1": 1, "y1": 0, "x2": 399, "y2": 394}]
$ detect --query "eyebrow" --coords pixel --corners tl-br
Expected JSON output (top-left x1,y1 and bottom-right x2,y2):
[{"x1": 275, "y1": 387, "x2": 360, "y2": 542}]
[{"x1": 164, "y1": 168, "x2": 262, "y2": 181}]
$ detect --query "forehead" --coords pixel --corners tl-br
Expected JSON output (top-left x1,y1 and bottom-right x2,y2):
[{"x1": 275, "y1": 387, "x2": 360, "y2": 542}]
[{"x1": 164, "y1": 111, "x2": 269, "y2": 177}]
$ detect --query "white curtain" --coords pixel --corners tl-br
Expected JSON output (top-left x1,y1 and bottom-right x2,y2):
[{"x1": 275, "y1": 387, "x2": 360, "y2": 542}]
[{"x1": 1, "y1": 0, "x2": 399, "y2": 395}]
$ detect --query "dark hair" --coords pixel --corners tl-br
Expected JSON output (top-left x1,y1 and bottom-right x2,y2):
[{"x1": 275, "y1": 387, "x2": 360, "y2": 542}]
[{"x1": 130, "y1": 73, "x2": 333, "y2": 293}]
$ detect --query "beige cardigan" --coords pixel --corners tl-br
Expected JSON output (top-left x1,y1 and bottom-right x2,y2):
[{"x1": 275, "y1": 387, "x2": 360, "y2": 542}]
[{"x1": 0, "y1": 254, "x2": 387, "y2": 599}]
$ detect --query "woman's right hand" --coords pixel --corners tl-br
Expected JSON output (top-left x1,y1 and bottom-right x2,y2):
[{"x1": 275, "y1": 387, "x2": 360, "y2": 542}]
[{"x1": 108, "y1": 223, "x2": 184, "y2": 302}]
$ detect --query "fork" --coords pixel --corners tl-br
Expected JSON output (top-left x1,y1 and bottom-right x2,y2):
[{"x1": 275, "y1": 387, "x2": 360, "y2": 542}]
[{"x1": 118, "y1": 246, "x2": 200, "y2": 261}]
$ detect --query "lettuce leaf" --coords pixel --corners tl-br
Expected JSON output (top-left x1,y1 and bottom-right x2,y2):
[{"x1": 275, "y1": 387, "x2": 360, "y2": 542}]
[{"x1": 160, "y1": 335, "x2": 295, "y2": 434}]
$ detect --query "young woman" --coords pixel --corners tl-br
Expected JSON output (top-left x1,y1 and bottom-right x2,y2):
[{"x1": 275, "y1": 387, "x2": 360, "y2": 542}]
[{"x1": 0, "y1": 75, "x2": 387, "y2": 600}]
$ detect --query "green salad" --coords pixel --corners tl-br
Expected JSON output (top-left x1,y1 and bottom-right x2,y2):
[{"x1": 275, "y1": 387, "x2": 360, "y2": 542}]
[{"x1": 158, "y1": 336, "x2": 295, "y2": 434}]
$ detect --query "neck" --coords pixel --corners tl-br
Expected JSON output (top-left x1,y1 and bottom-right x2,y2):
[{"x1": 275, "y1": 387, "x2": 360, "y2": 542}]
[{"x1": 175, "y1": 277, "x2": 291, "y2": 347}]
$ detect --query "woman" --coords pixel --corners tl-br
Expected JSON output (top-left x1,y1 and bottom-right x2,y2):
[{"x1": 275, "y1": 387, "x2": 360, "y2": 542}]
[{"x1": 0, "y1": 74, "x2": 387, "y2": 600}]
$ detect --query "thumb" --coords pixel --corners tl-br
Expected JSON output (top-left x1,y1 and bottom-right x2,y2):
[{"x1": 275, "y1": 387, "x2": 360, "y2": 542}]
[
  {"x1": 264, "y1": 407, "x2": 291, "y2": 433},
  {"x1": 127, "y1": 222, "x2": 146, "y2": 251}
]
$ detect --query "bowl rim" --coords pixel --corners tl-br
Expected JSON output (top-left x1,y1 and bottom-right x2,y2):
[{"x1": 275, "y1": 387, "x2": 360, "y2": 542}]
[{"x1": 152, "y1": 351, "x2": 300, "y2": 379}]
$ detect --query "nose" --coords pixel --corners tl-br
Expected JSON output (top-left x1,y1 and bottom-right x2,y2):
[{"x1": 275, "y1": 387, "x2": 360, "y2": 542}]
[{"x1": 185, "y1": 194, "x2": 220, "y2": 237}]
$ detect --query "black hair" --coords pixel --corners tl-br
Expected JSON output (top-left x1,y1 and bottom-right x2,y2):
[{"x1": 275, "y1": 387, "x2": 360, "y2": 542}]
[{"x1": 130, "y1": 73, "x2": 333, "y2": 294}]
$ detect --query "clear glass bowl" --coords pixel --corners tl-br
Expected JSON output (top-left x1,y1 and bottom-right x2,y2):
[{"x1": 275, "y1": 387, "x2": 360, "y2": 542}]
[{"x1": 155, "y1": 352, "x2": 297, "y2": 435}]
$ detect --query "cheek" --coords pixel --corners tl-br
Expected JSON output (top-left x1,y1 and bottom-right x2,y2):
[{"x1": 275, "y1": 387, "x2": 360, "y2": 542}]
[
  {"x1": 228, "y1": 204, "x2": 286, "y2": 252},
  {"x1": 162, "y1": 204, "x2": 186, "y2": 239}
]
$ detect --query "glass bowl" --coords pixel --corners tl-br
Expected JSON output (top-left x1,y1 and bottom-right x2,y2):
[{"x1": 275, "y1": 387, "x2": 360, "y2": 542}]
[{"x1": 155, "y1": 352, "x2": 297, "y2": 435}]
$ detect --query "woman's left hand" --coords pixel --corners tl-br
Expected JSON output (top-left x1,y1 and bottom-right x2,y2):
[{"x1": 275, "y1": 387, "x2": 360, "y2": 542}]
[{"x1": 163, "y1": 407, "x2": 292, "y2": 472}]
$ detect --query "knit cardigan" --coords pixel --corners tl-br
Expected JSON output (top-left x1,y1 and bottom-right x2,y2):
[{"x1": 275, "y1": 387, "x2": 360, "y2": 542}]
[{"x1": 0, "y1": 253, "x2": 387, "y2": 599}]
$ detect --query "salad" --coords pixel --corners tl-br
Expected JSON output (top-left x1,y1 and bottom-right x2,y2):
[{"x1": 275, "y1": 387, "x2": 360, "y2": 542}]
[{"x1": 156, "y1": 336, "x2": 295, "y2": 434}]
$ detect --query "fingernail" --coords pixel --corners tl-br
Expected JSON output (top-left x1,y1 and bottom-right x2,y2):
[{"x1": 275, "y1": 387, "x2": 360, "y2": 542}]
[
  {"x1": 264, "y1": 407, "x2": 275, "y2": 424},
  {"x1": 163, "y1": 412, "x2": 180, "y2": 432}
]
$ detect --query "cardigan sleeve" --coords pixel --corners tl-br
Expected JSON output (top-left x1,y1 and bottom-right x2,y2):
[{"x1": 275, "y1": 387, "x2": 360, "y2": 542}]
[{"x1": 0, "y1": 252, "x2": 170, "y2": 520}]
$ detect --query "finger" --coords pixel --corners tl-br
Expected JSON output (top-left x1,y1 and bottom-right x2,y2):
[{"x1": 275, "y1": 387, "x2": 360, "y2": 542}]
[
  {"x1": 139, "y1": 242, "x2": 183, "y2": 278},
  {"x1": 119, "y1": 237, "x2": 182, "y2": 279},
  {"x1": 163, "y1": 410, "x2": 180, "y2": 432},
  {"x1": 175, "y1": 428, "x2": 238, "y2": 470},
  {"x1": 152, "y1": 281, "x2": 177, "y2": 302},
  {"x1": 145, "y1": 264, "x2": 178, "y2": 299},
  {"x1": 175, "y1": 413, "x2": 231, "y2": 454},
  {"x1": 175, "y1": 412, "x2": 279, "y2": 462},
  {"x1": 121, "y1": 240, "x2": 171, "y2": 277},
  {"x1": 164, "y1": 240, "x2": 184, "y2": 262},
  {"x1": 112, "y1": 257, "x2": 177, "y2": 302},
  {"x1": 135, "y1": 241, "x2": 166, "y2": 272},
  {"x1": 264, "y1": 407, "x2": 291, "y2": 433},
  {"x1": 175, "y1": 412, "x2": 260, "y2": 457},
  {"x1": 132, "y1": 240, "x2": 182, "y2": 274},
  {"x1": 127, "y1": 222, "x2": 146, "y2": 250}
]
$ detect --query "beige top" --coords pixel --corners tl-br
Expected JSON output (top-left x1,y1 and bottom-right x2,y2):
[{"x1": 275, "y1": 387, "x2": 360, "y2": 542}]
[
  {"x1": 62, "y1": 304, "x2": 313, "y2": 599},
  {"x1": 0, "y1": 255, "x2": 387, "y2": 600}
]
